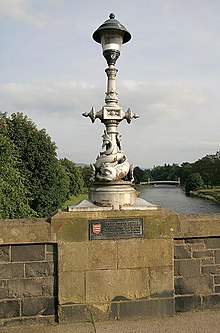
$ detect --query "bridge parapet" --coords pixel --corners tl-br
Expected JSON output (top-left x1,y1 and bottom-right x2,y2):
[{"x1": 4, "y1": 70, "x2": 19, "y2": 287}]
[{"x1": 140, "y1": 178, "x2": 180, "y2": 186}]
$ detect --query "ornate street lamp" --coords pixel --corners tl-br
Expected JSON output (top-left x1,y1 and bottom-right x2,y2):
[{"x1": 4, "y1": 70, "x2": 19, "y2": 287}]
[{"x1": 83, "y1": 14, "x2": 139, "y2": 209}]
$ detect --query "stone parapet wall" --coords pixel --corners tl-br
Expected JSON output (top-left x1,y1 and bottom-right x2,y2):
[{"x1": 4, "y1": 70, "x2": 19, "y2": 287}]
[
  {"x1": 174, "y1": 237, "x2": 220, "y2": 312},
  {"x1": 0, "y1": 243, "x2": 57, "y2": 326},
  {"x1": 0, "y1": 219, "x2": 57, "y2": 326},
  {"x1": 0, "y1": 211, "x2": 220, "y2": 325},
  {"x1": 0, "y1": 243, "x2": 58, "y2": 326}
]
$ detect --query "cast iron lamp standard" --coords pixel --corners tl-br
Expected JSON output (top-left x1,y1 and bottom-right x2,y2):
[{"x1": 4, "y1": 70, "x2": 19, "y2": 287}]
[{"x1": 83, "y1": 13, "x2": 139, "y2": 209}]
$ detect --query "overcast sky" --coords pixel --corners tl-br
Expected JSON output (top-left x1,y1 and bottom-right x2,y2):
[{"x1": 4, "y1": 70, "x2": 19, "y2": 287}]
[{"x1": 1, "y1": 0, "x2": 220, "y2": 168}]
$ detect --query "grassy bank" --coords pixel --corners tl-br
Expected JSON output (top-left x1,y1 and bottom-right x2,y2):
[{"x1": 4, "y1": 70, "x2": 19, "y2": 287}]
[
  {"x1": 191, "y1": 187, "x2": 220, "y2": 204},
  {"x1": 62, "y1": 193, "x2": 88, "y2": 208}
]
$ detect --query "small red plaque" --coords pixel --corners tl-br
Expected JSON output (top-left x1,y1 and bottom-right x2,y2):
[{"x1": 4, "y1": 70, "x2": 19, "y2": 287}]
[{"x1": 92, "y1": 223, "x2": 101, "y2": 235}]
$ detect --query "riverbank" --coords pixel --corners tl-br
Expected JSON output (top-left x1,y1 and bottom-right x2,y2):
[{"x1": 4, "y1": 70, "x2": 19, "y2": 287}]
[
  {"x1": 191, "y1": 187, "x2": 220, "y2": 204},
  {"x1": 140, "y1": 186, "x2": 220, "y2": 214},
  {"x1": 62, "y1": 193, "x2": 88, "y2": 208}
]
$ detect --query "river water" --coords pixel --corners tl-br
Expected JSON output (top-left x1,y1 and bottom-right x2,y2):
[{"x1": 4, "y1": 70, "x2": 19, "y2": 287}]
[{"x1": 140, "y1": 186, "x2": 220, "y2": 214}]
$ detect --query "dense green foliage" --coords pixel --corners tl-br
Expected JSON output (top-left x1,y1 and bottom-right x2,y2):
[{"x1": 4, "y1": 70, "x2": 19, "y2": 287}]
[
  {"x1": 185, "y1": 173, "x2": 204, "y2": 194},
  {"x1": 0, "y1": 112, "x2": 85, "y2": 218},
  {"x1": 0, "y1": 131, "x2": 35, "y2": 219},
  {"x1": 80, "y1": 165, "x2": 93, "y2": 189},
  {"x1": 134, "y1": 151, "x2": 220, "y2": 193},
  {"x1": 60, "y1": 158, "x2": 84, "y2": 196},
  {"x1": 192, "y1": 152, "x2": 220, "y2": 187}
]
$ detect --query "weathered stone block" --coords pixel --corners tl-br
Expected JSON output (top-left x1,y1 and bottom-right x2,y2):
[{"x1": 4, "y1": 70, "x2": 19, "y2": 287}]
[
  {"x1": 193, "y1": 250, "x2": 213, "y2": 258},
  {"x1": 51, "y1": 215, "x2": 88, "y2": 242},
  {"x1": 174, "y1": 240, "x2": 185, "y2": 245},
  {"x1": 119, "y1": 298, "x2": 175, "y2": 318},
  {"x1": 202, "y1": 265, "x2": 220, "y2": 275},
  {"x1": 178, "y1": 216, "x2": 220, "y2": 238},
  {"x1": 89, "y1": 302, "x2": 115, "y2": 320},
  {"x1": 0, "y1": 279, "x2": 7, "y2": 298},
  {"x1": 175, "y1": 295, "x2": 201, "y2": 312},
  {"x1": 45, "y1": 244, "x2": 55, "y2": 261},
  {"x1": 174, "y1": 245, "x2": 191, "y2": 259},
  {"x1": 0, "y1": 300, "x2": 20, "y2": 319},
  {"x1": 215, "y1": 250, "x2": 220, "y2": 264},
  {"x1": 190, "y1": 243, "x2": 206, "y2": 251},
  {"x1": 143, "y1": 209, "x2": 180, "y2": 239},
  {"x1": 0, "y1": 246, "x2": 10, "y2": 262},
  {"x1": 60, "y1": 304, "x2": 91, "y2": 322},
  {"x1": 118, "y1": 239, "x2": 173, "y2": 269},
  {"x1": 25, "y1": 262, "x2": 54, "y2": 277},
  {"x1": 0, "y1": 263, "x2": 24, "y2": 279},
  {"x1": 46, "y1": 244, "x2": 54, "y2": 252},
  {"x1": 185, "y1": 238, "x2": 205, "y2": 244},
  {"x1": 0, "y1": 224, "x2": 29, "y2": 245},
  {"x1": 8, "y1": 279, "x2": 43, "y2": 298},
  {"x1": 42, "y1": 277, "x2": 55, "y2": 297},
  {"x1": 27, "y1": 224, "x2": 52, "y2": 243},
  {"x1": 58, "y1": 242, "x2": 88, "y2": 272},
  {"x1": 175, "y1": 276, "x2": 213, "y2": 295},
  {"x1": 149, "y1": 266, "x2": 174, "y2": 296},
  {"x1": 86, "y1": 268, "x2": 150, "y2": 303},
  {"x1": 11, "y1": 244, "x2": 45, "y2": 262},
  {"x1": 174, "y1": 259, "x2": 200, "y2": 277},
  {"x1": 88, "y1": 241, "x2": 117, "y2": 270},
  {"x1": 204, "y1": 238, "x2": 220, "y2": 249},
  {"x1": 214, "y1": 276, "x2": 220, "y2": 284},
  {"x1": 0, "y1": 285, "x2": 8, "y2": 299},
  {"x1": 0, "y1": 220, "x2": 51, "y2": 244},
  {"x1": 22, "y1": 297, "x2": 55, "y2": 316},
  {"x1": 59, "y1": 271, "x2": 85, "y2": 303},
  {"x1": 46, "y1": 253, "x2": 54, "y2": 261},
  {"x1": 202, "y1": 295, "x2": 220, "y2": 309},
  {"x1": 215, "y1": 286, "x2": 220, "y2": 293},
  {"x1": 201, "y1": 257, "x2": 215, "y2": 265}
]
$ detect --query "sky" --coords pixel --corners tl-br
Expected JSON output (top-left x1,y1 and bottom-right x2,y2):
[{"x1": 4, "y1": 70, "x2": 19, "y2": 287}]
[{"x1": 0, "y1": 0, "x2": 220, "y2": 169}]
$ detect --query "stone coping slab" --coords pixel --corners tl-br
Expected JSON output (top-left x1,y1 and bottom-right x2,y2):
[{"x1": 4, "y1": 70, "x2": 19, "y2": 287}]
[
  {"x1": 0, "y1": 218, "x2": 52, "y2": 244},
  {"x1": 67, "y1": 198, "x2": 158, "y2": 212}
]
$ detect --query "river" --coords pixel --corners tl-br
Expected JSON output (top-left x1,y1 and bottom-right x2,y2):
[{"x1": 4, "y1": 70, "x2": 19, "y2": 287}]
[{"x1": 140, "y1": 186, "x2": 220, "y2": 214}]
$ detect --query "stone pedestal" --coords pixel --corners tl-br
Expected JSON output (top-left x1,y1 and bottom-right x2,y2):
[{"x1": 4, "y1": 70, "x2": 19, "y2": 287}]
[
  {"x1": 51, "y1": 208, "x2": 180, "y2": 322},
  {"x1": 89, "y1": 181, "x2": 136, "y2": 210}
]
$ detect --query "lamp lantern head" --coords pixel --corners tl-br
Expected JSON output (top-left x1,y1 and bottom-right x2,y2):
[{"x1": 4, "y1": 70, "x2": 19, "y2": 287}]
[{"x1": 92, "y1": 13, "x2": 131, "y2": 66}]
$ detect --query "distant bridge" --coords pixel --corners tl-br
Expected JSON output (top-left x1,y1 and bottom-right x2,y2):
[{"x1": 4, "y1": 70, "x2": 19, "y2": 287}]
[{"x1": 140, "y1": 178, "x2": 181, "y2": 186}]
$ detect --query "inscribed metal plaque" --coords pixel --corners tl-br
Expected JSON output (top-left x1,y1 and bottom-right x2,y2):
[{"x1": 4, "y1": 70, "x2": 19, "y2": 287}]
[{"x1": 89, "y1": 218, "x2": 144, "y2": 240}]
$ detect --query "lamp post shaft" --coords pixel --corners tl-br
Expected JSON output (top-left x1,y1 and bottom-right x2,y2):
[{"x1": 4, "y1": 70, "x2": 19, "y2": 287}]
[{"x1": 105, "y1": 66, "x2": 118, "y2": 105}]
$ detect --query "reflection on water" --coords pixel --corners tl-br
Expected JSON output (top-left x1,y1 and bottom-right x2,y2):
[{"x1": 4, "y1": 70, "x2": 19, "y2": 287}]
[{"x1": 140, "y1": 186, "x2": 220, "y2": 214}]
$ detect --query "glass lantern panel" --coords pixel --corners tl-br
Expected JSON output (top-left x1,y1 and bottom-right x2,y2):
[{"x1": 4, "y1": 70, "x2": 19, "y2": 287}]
[{"x1": 100, "y1": 30, "x2": 124, "y2": 51}]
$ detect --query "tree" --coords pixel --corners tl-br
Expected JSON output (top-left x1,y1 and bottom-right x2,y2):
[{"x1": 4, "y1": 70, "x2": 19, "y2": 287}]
[
  {"x1": 191, "y1": 152, "x2": 220, "y2": 187},
  {"x1": 213, "y1": 152, "x2": 220, "y2": 185},
  {"x1": 180, "y1": 162, "x2": 193, "y2": 185},
  {"x1": 5, "y1": 112, "x2": 69, "y2": 217},
  {"x1": 148, "y1": 163, "x2": 182, "y2": 183},
  {"x1": 0, "y1": 124, "x2": 35, "y2": 218},
  {"x1": 133, "y1": 166, "x2": 151, "y2": 184},
  {"x1": 185, "y1": 173, "x2": 204, "y2": 194},
  {"x1": 81, "y1": 165, "x2": 93, "y2": 189},
  {"x1": 60, "y1": 158, "x2": 84, "y2": 196}
]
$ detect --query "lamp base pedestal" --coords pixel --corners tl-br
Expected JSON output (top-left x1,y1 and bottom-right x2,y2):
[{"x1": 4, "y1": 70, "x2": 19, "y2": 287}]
[{"x1": 89, "y1": 181, "x2": 136, "y2": 210}]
